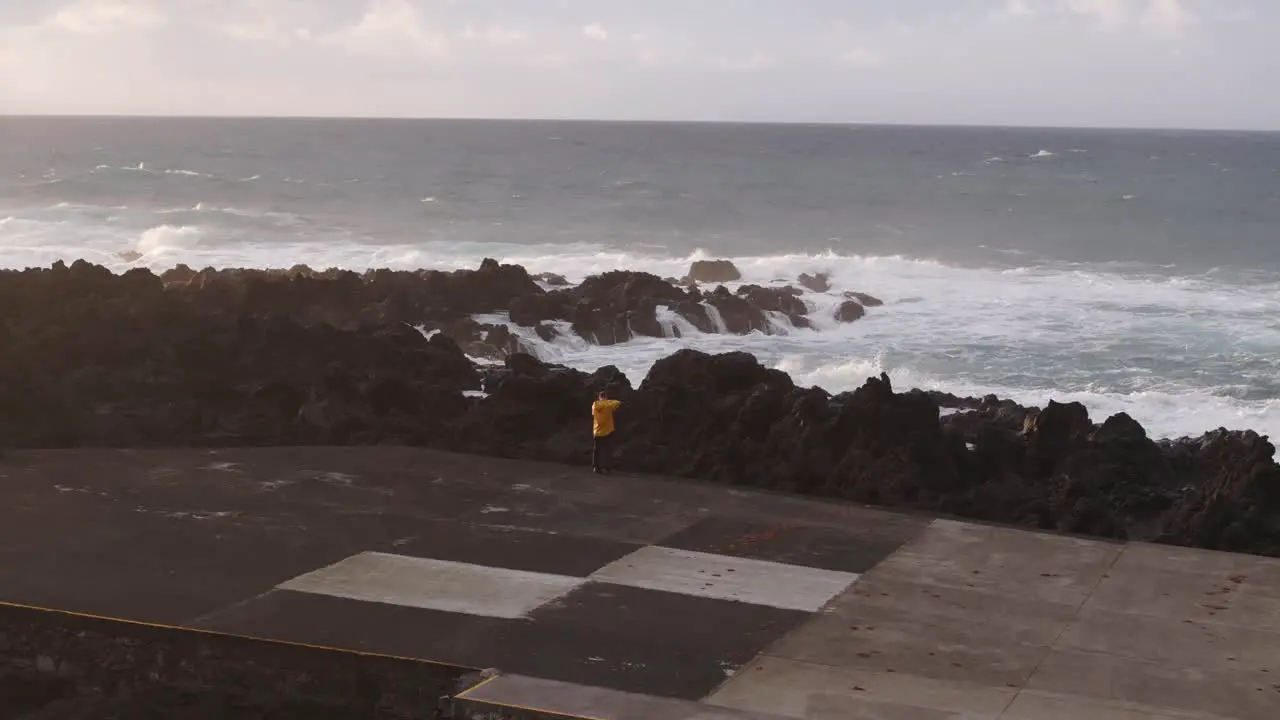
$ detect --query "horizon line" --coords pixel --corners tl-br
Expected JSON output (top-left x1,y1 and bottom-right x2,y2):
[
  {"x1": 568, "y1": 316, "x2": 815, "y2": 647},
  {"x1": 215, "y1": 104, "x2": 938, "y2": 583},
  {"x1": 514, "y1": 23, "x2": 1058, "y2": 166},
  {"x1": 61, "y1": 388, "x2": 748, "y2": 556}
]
[{"x1": 2, "y1": 113, "x2": 1277, "y2": 134}]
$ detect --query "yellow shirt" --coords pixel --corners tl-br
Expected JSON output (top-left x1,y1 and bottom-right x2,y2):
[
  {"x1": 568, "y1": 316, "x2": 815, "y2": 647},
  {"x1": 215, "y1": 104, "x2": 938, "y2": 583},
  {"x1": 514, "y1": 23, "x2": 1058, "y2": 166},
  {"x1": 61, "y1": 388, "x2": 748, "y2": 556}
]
[{"x1": 592, "y1": 399, "x2": 621, "y2": 437}]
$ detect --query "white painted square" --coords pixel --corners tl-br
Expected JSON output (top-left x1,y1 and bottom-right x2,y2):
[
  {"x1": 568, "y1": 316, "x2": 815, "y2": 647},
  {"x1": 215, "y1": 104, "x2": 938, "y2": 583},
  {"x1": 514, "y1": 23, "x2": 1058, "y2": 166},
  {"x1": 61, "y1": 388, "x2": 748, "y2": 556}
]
[
  {"x1": 278, "y1": 552, "x2": 584, "y2": 619},
  {"x1": 589, "y1": 546, "x2": 859, "y2": 612}
]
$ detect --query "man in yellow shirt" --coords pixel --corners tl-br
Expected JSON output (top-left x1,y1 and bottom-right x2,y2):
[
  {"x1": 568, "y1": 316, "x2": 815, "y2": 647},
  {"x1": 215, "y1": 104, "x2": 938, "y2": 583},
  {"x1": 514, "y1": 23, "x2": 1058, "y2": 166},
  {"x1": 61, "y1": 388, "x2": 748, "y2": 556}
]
[{"x1": 591, "y1": 390, "x2": 622, "y2": 475}]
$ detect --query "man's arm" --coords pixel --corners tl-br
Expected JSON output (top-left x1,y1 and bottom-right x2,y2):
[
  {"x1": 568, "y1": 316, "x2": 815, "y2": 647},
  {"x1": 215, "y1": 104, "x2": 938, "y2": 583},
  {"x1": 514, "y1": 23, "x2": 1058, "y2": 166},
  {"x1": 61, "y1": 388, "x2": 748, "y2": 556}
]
[{"x1": 606, "y1": 400, "x2": 622, "y2": 409}]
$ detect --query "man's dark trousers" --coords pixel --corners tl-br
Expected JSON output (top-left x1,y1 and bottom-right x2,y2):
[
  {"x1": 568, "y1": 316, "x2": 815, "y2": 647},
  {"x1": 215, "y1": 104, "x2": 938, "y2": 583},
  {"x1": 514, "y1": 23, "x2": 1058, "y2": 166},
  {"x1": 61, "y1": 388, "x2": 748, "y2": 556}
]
[{"x1": 592, "y1": 432, "x2": 614, "y2": 473}]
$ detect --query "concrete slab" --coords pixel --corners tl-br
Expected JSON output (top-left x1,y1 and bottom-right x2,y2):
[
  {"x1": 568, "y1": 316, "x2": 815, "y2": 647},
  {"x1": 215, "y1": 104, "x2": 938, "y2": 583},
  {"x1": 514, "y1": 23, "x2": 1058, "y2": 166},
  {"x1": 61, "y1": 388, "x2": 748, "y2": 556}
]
[
  {"x1": 427, "y1": 582, "x2": 810, "y2": 700},
  {"x1": 871, "y1": 519, "x2": 1122, "y2": 607},
  {"x1": 704, "y1": 656, "x2": 1016, "y2": 719},
  {"x1": 191, "y1": 589, "x2": 500, "y2": 660},
  {"x1": 1000, "y1": 690, "x2": 1236, "y2": 720},
  {"x1": 1084, "y1": 543, "x2": 1280, "y2": 631},
  {"x1": 457, "y1": 674, "x2": 791, "y2": 720},
  {"x1": 655, "y1": 517, "x2": 908, "y2": 574},
  {"x1": 1056, "y1": 607, "x2": 1280, "y2": 675},
  {"x1": 278, "y1": 551, "x2": 585, "y2": 618},
  {"x1": 763, "y1": 601, "x2": 1050, "y2": 687},
  {"x1": 825, "y1": 575, "x2": 1078, "y2": 647},
  {"x1": 1117, "y1": 541, "x2": 1280, "y2": 578},
  {"x1": 588, "y1": 546, "x2": 860, "y2": 612},
  {"x1": 1026, "y1": 649, "x2": 1280, "y2": 720}
]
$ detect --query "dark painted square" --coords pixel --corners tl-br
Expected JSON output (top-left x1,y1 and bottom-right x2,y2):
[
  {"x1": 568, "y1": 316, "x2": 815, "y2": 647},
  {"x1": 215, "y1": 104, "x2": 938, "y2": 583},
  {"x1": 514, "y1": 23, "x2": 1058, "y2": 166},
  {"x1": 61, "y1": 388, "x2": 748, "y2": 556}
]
[
  {"x1": 430, "y1": 582, "x2": 810, "y2": 700},
  {"x1": 656, "y1": 517, "x2": 906, "y2": 574},
  {"x1": 345, "y1": 514, "x2": 643, "y2": 577},
  {"x1": 190, "y1": 589, "x2": 495, "y2": 664}
]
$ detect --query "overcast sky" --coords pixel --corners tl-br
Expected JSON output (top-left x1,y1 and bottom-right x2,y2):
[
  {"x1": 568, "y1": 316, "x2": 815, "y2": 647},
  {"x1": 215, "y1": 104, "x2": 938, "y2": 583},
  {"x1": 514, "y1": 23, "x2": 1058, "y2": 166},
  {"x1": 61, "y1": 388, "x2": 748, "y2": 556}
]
[{"x1": 1, "y1": 0, "x2": 1277, "y2": 129}]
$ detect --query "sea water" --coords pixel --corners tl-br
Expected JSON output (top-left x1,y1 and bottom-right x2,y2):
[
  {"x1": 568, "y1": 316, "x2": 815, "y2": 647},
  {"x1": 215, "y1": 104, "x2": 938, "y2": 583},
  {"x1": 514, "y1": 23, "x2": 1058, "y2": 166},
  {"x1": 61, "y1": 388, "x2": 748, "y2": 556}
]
[{"x1": 3, "y1": 117, "x2": 1279, "y2": 439}]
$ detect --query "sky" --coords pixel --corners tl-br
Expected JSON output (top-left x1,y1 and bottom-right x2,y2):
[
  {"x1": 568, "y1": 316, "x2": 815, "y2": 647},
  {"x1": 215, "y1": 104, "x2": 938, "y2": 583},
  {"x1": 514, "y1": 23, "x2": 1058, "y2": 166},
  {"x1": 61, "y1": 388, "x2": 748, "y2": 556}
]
[{"x1": 0, "y1": 0, "x2": 1277, "y2": 130}]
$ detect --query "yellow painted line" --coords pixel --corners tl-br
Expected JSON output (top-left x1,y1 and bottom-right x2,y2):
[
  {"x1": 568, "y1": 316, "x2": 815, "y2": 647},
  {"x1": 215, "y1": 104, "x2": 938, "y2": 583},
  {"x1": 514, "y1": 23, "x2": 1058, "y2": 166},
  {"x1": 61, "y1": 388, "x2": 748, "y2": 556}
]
[
  {"x1": 455, "y1": 673, "x2": 502, "y2": 697},
  {"x1": 0, "y1": 600, "x2": 482, "y2": 672},
  {"x1": 455, "y1": 674, "x2": 607, "y2": 720}
]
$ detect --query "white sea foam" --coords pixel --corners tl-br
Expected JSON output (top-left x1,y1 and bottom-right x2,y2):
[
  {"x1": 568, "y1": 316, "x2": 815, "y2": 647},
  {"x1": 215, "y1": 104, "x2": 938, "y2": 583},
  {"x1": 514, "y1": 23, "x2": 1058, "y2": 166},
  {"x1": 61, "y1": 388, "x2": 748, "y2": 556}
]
[
  {"x1": 654, "y1": 305, "x2": 701, "y2": 338},
  {"x1": 135, "y1": 225, "x2": 204, "y2": 257},
  {"x1": 1030, "y1": 149, "x2": 1056, "y2": 159}
]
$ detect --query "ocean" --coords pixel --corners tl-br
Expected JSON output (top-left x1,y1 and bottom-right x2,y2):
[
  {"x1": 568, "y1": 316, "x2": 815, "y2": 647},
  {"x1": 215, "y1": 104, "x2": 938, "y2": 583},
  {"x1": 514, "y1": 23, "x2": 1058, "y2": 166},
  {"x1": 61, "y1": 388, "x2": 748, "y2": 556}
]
[{"x1": 3, "y1": 117, "x2": 1279, "y2": 440}]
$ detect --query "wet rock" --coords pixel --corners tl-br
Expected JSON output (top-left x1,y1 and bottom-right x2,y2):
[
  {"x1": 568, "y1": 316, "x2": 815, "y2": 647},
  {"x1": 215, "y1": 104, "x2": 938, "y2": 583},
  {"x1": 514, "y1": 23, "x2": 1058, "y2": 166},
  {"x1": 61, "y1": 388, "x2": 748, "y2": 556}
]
[
  {"x1": 797, "y1": 272, "x2": 831, "y2": 293},
  {"x1": 686, "y1": 259, "x2": 742, "y2": 284},
  {"x1": 702, "y1": 286, "x2": 770, "y2": 334},
  {"x1": 846, "y1": 291, "x2": 884, "y2": 307},
  {"x1": 509, "y1": 293, "x2": 567, "y2": 327},
  {"x1": 834, "y1": 300, "x2": 866, "y2": 323}
]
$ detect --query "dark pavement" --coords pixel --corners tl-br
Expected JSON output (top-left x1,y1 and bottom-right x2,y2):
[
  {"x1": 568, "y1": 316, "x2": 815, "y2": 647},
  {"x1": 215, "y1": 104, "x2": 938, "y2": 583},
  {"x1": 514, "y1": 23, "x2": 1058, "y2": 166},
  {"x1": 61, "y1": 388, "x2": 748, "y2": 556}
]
[{"x1": 0, "y1": 447, "x2": 925, "y2": 700}]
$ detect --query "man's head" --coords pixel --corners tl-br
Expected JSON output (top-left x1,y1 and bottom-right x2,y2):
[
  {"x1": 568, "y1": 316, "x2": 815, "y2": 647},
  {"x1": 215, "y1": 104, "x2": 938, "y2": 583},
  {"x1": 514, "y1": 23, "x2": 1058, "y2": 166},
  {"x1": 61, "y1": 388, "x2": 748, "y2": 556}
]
[{"x1": 597, "y1": 389, "x2": 608, "y2": 400}]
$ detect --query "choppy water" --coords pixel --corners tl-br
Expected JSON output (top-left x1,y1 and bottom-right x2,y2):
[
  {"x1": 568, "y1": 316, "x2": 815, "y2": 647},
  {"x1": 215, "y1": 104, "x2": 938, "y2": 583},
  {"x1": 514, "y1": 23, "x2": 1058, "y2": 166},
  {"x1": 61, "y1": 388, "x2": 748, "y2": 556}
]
[{"x1": 3, "y1": 117, "x2": 1280, "y2": 439}]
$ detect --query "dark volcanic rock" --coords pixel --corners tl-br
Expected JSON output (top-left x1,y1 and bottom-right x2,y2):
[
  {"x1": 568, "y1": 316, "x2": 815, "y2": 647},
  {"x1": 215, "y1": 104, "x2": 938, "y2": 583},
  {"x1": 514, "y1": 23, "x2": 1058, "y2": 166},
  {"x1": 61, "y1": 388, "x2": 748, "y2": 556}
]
[
  {"x1": 568, "y1": 271, "x2": 687, "y2": 345},
  {"x1": 846, "y1": 291, "x2": 884, "y2": 307},
  {"x1": 702, "y1": 286, "x2": 770, "y2": 334},
  {"x1": 509, "y1": 292, "x2": 568, "y2": 327},
  {"x1": 3, "y1": 260, "x2": 1276, "y2": 558},
  {"x1": 533, "y1": 272, "x2": 569, "y2": 286},
  {"x1": 736, "y1": 285, "x2": 812, "y2": 328},
  {"x1": 686, "y1": 259, "x2": 742, "y2": 284},
  {"x1": 797, "y1": 272, "x2": 831, "y2": 293},
  {"x1": 834, "y1": 300, "x2": 866, "y2": 323}
]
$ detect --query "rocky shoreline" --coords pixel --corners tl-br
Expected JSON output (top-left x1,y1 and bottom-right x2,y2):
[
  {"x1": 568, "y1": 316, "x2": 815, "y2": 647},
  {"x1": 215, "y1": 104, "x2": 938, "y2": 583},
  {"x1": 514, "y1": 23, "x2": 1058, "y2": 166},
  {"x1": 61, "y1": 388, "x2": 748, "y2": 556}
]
[{"x1": 1, "y1": 258, "x2": 1276, "y2": 556}]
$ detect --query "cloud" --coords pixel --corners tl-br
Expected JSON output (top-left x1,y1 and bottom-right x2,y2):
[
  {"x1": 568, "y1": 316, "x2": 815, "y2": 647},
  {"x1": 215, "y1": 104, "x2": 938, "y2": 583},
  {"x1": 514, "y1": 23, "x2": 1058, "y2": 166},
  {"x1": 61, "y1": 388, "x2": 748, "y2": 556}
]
[
  {"x1": 1064, "y1": 0, "x2": 1193, "y2": 34},
  {"x1": 0, "y1": 0, "x2": 1272, "y2": 129},
  {"x1": 839, "y1": 47, "x2": 884, "y2": 69},
  {"x1": 708, "y1": 51, "x2": 778, "y2": 72},
  {"x1": 461, "y1": 24, "x2": 529, "y2": 45},
  {"x1": 323, "y1": 0, "x2": 450, "y2": 61},
  {"x1": 49, "y1": 0, "x2": 165, "y2": 35},
  {"x1": 1066, "y1": 0, "x2": 1130, "y2": 29},
  {"x1": 1141, "y1": 0, "x2": 1193, "y2": 34},
  {"x1": 1004, "y1": 0, "x2": 1034, "y2": 17}
]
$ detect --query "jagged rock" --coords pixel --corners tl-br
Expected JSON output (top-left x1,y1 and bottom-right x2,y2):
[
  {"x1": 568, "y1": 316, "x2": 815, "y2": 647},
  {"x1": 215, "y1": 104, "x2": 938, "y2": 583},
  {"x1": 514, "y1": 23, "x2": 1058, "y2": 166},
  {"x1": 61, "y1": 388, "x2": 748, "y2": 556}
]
[
  {"x1": 736, "y1": 285, "x2": 811, "y2": 328},
  {"x1": 533, "y1": 272, "x2": 569, "y2": 286},
  {"x1": 846, "y1": 291, "x2": 884, "y2": 307},
  {"x1": 672, "y1": 300, "x2": 716, "y2": 333},
  {"x1": 509, "y1": 293, "x2": 567, "y2": 327},
  {"x1": 797, "y1": 272, "x2": 831, "y2": 293},
  {"x1": 703, "y1": 287, "x2": 770, "y2": 334},
  {"x1": 686, "y1": 259, "x2": 742, "y2": 284},
  {"x1": 834, "y1": 300, "x2": 866, "y2": 323}
]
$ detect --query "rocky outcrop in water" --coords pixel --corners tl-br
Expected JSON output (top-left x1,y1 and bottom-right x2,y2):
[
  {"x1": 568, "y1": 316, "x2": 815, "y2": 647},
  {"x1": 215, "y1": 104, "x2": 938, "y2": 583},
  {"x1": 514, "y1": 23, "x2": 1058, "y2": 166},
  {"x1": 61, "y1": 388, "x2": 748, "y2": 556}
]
[
  {"x1": 2, "y1": 260, "x2": 1276, "y2": 557},
  {"x1": 686, "y1": 259, "x2": 742, "y2": 283},
  {"x1": 798, "y1": 272, "x2": 831, "y2": 293},
  {"x1": 138, "y1": 259, "x2": 880, "y2": 361}
]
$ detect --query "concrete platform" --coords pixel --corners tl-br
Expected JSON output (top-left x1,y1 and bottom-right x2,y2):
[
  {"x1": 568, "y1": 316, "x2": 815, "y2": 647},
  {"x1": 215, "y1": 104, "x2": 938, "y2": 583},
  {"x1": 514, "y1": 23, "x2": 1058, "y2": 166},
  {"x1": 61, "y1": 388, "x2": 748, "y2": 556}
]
[
  {"x1": 707, "y1": 519, "x2": 1280, "y2": 720},
  {"x1": 1, "y1": 447, "x2": 1278, "y2": 719}
]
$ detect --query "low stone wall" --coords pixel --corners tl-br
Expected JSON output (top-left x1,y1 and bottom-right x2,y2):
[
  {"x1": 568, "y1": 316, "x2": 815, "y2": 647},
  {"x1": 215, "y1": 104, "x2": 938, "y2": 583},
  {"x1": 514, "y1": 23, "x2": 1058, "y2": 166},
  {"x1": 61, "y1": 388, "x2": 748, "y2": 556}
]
[{"x1": 0, "y1": 601, "x2": 478, "y2": 718}]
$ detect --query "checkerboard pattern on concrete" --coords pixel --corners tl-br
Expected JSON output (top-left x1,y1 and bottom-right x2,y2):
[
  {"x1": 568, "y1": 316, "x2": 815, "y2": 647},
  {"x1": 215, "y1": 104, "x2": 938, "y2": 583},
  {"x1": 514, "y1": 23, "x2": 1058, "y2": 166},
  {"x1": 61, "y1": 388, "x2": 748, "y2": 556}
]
[
  {"x1": 8, "y1": 448, "x2": 1276, "y2": 719},
  {"x1": 194, "y1": 514, "x2": 900, "y2": 699}
]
